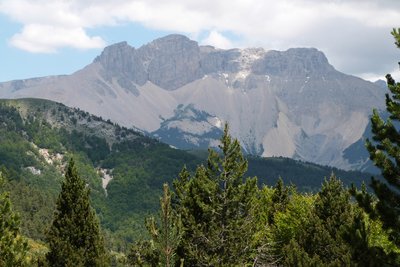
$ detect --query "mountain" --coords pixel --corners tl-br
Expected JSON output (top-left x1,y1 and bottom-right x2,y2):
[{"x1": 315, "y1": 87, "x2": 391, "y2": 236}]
[{"x1": 0, "y1": 34, "x2": 386, "y2": 170}]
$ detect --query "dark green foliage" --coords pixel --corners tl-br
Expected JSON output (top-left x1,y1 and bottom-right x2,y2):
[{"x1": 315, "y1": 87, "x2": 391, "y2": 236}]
[
  {"x1": 59, "y1": 129, "x2": 110, "y2": 164},
  {"x1": 127, "y1": 240, "x2": 159, "y2": 266},
  {"x1": 270, "y1": 190, "x2": 314, "y2": 264},
  {"x1": 0, "y1": 172, "x2": 28, "y2": 266},
  {"x1": 0, "y1": 97, "x2": 391, "y2": 265},
  {"x1": 46, "y1": 159, "x2": 109, "y2": 266},
  {"x1": 352, "y1": 29, "x2": 400, "y2": 253},
  {"x1": 283, "y1": 239, "x2": 323, "y2": 267},
  {"x1": 246, "y1": 156, "x2": 376, "y2": 192},
  {"x1": 4, "y1": 180, "x2": 55, "y2": 241},
  {"x1": 0, "y1": 99, "x2": 203, "y2": 249},
  {"x1": 173, "y1": 124, "x2": 259, "y2": 266},
  {"x1": 268, "y1": 177, "x2": 290, "y2": 224},
  {"x1": 145, "y1": 183, "x2": 182, "y2": 267},
  {"x1": 128, "y1": 184, "x2": 182, "y2": 267},
  {"x1": 343, "y1": 211, "x2": 394, "y2": 267},
  {"x1": 283, "y1": 175, "x2": 354, "y2": 266}
]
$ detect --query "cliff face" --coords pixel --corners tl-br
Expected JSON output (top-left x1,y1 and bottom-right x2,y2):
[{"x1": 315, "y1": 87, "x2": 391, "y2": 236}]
[{"x1": 0, "y1": 34, "x2": 386, "y2": 170}]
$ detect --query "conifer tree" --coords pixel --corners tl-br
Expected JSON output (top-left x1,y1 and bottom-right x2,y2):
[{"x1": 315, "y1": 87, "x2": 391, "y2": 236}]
[
  {"x1": 46, "y1": 158, "x2": 108, "y2": 267},
  {"x1": 268, "y1": 177, "x2": 290, "y2": 225},
  {"x1": 283, "y1": 175, "x2": 354, "y2": 266},
  {"x1": 145, "y1": 183, "x2": 182, "y2": 267},
  {"x1": 352, "y1": 28, "x2": 400, "y2": 249},
  {"x1": 0, "y1": 172, "x2": 28, "y2": 267},
  {"x1": 173, "y1": 123, "x2": 259, "y2": 266},
  {"x1": 127, "y1": 240, "x2": 159, "y2": 266}
]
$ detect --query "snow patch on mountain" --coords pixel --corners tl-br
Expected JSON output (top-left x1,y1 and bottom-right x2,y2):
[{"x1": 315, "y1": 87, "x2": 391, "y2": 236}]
[{"x1": 234, "y1": 48, "x2": 265, "y2": 81}]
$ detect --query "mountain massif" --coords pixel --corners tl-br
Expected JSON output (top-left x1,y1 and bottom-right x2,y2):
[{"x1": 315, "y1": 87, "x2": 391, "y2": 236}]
[{"x1": 0, "y1": 34, "x2": 386, "y2": 170}]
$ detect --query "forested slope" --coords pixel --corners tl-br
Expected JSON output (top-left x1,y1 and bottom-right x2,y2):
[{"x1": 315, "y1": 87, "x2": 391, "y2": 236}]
[{"x1": 0, "y1": 98, "x2": 376, "y2": 251}]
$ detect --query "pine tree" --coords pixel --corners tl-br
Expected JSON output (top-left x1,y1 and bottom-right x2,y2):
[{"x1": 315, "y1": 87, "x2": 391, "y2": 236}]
[
  {"x1": 283, "y1": 175, "x2": 354, "y2": 266},
  {"x1": 145, "y1": 183, "x2": 182, "y2": 267},
  {"x1": 343, "y1": 210, "x2": 390, "y2": 266},
  {"x1": 0, "y1": 172, "x2": 28, "y2": 267},
  {"x1": 268, "y1": 177, "x2": 290, "y2": 225},
  {"x1": 173, "y1": 123, "x2": 259, "y2": 266},
  {"x1": 46, "y1": 158, "x2": 108, "y2": 266},
  {"x1": 352, "y1": 28, "x2": 400, "y2": 249},
  {"x1": 127, "y1": 240, "x2": 159, "y2": 266}
]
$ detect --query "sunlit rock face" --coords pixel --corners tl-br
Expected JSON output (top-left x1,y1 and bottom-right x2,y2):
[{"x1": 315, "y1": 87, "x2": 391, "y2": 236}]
[{"x1": 0, "y1": 34, "x2": 385, "y2": 170}]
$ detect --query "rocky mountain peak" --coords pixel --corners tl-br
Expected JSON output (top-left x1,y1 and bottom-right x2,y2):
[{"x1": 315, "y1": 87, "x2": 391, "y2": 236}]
[
  {"x1": 253, "y1": 47, "x2": 334, "y2": 77},
  {"x1": 94, "y1": 41, "x2": 134, "y2": 66},
  {"x1": 0, "y1": 34, "x2": 386, "y2": 171},
  {"x1": 374, "y1": 79, "x2": 387, "y2": 89},
  {"x1": 94, "y1": 41, "x2": 148, "y2": 85},
  {"x1": 143, "y1": 34, "x2": 196, "y2": 50},
  {"x1": 92, "y1": 36, "x2": 335, "y2": 91},
  {"x1": 136, "y1": 34, "x2": 203, "y2": 90}
]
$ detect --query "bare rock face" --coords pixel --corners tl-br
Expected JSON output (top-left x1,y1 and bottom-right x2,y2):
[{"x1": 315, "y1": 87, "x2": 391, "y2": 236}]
[
  {"x1": 95, "y1": 35, "x2": 204, "y2": 90},
  {"x1": 95, "y1": 41, "x2": 147, "y2": 87},
  {"x1": 253, "y1": 48, "x2": 335, "y2": 77},
  {"x1": 0, "y1": 34, "x2": 386, "y2": 170},
  {"x1": 140, "y1": 34, "x2": 204, "y2": 90}
]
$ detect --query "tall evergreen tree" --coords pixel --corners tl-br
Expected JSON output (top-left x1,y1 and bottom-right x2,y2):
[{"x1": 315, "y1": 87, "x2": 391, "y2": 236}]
[
  {"x1": 283, "y1": 175, "x2": 355, "y2": 266},
  {"x1": 352, "y1": 28, "x2": 400, "y2": 249},
  {"x1": 173, "y1": 123, "x2": 259, "y2": 266},
  {"x1": 268, "y1": 177, "x2": 290, "y2": 225},
  {"x1": 148, "y1": 184, "x2": 182, "y2": 267},
  {"x1": 46, "y1": 158, "x2": 108, "y2": 267},
  {"x1": 0, "y1": 171, "x2": 28, "y2": 267}
]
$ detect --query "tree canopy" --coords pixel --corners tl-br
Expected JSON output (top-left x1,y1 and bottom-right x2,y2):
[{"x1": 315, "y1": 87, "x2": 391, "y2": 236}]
[
  {"x1": 46, "y1": 158, "x2": 108, "y2": 266},
  {"x1": 0, "y1": 172, "x2": 28, "y2": 267}
]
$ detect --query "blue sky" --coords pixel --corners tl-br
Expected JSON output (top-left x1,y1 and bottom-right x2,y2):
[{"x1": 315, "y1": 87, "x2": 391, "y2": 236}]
[
  {"x1": 0, "y1": 15, "x2": 176, "y2": 81},
  {"x1": 0, "y1": 0, "x2": 399, "y2": 82}
]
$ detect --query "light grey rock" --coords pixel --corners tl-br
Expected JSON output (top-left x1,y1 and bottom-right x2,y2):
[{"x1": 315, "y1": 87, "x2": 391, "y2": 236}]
[
  {"x1": 95, "y1": 41, "x2": 148, "y2": 86},
  {"x1": 139, "y1": 34, "x2": 203, "y2": 90},
  {"x1": 0, "y1": 34, "x2": 386, "y2": 170}
]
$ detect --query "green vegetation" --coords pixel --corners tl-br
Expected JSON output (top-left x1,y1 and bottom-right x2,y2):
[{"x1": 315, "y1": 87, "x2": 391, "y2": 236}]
[
  {"x1": 0, "y1": 172, "x2": 28, "y2": 266},
  {"x1": 0, "y1": 98, "x2": 201, "y2": 249},
  {"x1": 129, "y1": 183, "x2": 182, "y2": 266},
  {"x1": 1, "y1": 67, "x2": 399, "y2": 266},
  {"x1": 46, "y1": 159, "x2": 108, "y2": 266},
  {"x1": 283, "y1": 176, "x2": 355, "y2": 266},
  {"x1": 0, "y1": 101, "x2": 398, "y2": 265},
  {"x1": 351, "y1": 28, "x2": 400, "y2": 265},
  {"x1": 247, "y1": 156, "x2": 375, "y2": 192},
  {"x1": 173, "y1": 124, "x2": 259, "y2": 265},
  {"x1": 0, "y1": 98, "x2": 374, "y2": 252},
  {"x1": 129, "y1": 124, "x2": 399, "y2": 266}
]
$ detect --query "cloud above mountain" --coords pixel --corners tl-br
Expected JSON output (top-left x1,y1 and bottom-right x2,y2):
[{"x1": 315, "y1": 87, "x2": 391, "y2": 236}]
[{"x1": 1, "y1": 0, "x2": 399, "y2": 79}]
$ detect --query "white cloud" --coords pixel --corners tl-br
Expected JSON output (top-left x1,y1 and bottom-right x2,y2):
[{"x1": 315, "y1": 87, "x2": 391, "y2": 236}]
[
  {"x1": 0, "y1": 0, "x2": 399, "y2": 77},
  {"x1": 201, "y1": 31, "x2": 233, "y2": 49},
  {"x1": 10, "y1": 24, "x2": 105, "y2": 53}
]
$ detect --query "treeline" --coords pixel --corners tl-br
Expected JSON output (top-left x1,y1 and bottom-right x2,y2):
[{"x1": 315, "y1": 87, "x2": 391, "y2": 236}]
[
  {"x1": 1, "y1": 124, "x2": 399, "y2": 266},
  {"x1": 127, "y1": 125, "x2": 399, "y2": 266},
  {"x1": 0, "y1": 96, "x2": 374, "y2": 252}
]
